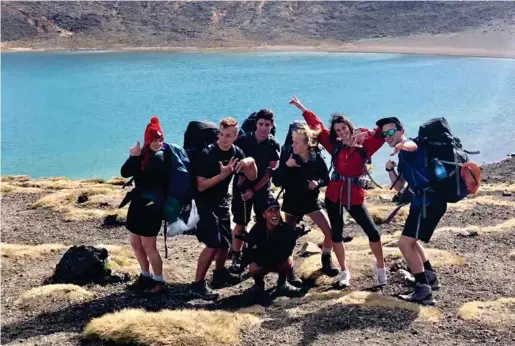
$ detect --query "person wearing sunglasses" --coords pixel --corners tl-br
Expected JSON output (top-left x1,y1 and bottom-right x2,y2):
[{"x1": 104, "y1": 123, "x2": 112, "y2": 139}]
[
  {"x1": 289, "y1": 95, "x2": 388, "y2": 289},
  {"x1": 378, "y1": 116, "x2": 444, "y2": 305}
]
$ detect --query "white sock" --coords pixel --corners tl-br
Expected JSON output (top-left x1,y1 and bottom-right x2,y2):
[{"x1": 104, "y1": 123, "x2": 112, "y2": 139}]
[
  {"x1": 322, "y1": 247, "x2": 332, "y2": 254},
  {"x1": 153, "y1": 274, "x2": 164, "y2": 282},
  {"x1": 141, "y1": 271, "x2": 151, "y2": 277}
]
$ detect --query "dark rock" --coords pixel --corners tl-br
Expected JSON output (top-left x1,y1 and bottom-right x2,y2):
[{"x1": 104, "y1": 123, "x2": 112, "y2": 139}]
[
  {"x1": 502, "y1": 191, "x2": 512, "y2": 197},
  {"x1": 99, "y1": 202, "x2": 110, "y2": 208},
  {"x1": 48, "y1": 245, "x2": 129, "y2": 286},
  {"x1": 77, "y1": 193, "x2": 88, "y2": 204},
  {"x1": 103, "y1": 214, "x2": 124, "y2": 227}
]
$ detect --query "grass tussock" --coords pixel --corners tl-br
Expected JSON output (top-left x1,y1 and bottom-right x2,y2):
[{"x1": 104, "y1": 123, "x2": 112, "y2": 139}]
[
  {"x1": 15, "y1": 284, "x2": 93, "y2": 309},
  {"x1": 83, "y1": 308, "x2": 260, "y2": 346},
  {"x1": 458, "y1": 298, "x2": 515, "y2": 329},
  {"x1": 0, "y1": 242, "x2": 66, "y2": 259},
  {"x1": 367, "y1": 205, "x2": 408, "y2": 225},
  {"x1": 32, "y1": 187, "x2": 127, "y2": 221},
  {"x1": 277, "y1": 290, "x2": 441, "y2": 323}
]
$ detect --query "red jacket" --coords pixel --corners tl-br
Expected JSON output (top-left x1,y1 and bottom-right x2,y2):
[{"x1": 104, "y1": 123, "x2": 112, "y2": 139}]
[{"x1": 302, "y1": 110, "x2": 385, "y2": 207}]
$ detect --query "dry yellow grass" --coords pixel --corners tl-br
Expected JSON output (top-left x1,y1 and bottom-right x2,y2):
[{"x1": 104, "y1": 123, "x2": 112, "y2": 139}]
[
  {"x1": 383, "y1": 248, "x2": 465, "y2": 267},
  {"x1": 32, "y1": 187, "x2": 127, "y2": 221},
  {"x1": 448, "y1": 195, "x2": 515, "y2": 211},
  {"x1": 478, "y1": 183, "x2": 515, "y2": 193},
  {"x1": 15, "y1": 284, "x2": 94, "y2": 310},
  {"x1": 277, "y1": 290, "x2": 441, "y2": 323},
  {"x1": 0, "y1": 242, "x2": 66, "y2": 259},
  {"x1": 436, "y1": 218, "x2": 515, "y2": 235},
  {"x1": 458, "y1": 298, "x2": 515, "y2": 329},
  {"x1": 367, "y1": 205, "x2": 408, "y2": 225},
  {"x1": 83, "y1": 308, "x2": 260, "y2": 346},
  {"x1": 99, "y1": 245, "x2": 188, "y2": 284}
]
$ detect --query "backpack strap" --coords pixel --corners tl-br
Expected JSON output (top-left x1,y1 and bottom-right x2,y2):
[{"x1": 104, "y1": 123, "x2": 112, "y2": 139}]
[{"x1": 163, "y1": 221, "x2": 168, "y2": 259}]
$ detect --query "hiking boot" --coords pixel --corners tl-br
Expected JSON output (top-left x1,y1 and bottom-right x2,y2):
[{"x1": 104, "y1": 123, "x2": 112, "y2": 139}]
[
  {"x1": 190, "y1": 280, "x2": 219, "y2": 301},
  {"x1": 321, "y1": 253, "x2": 339, "y2": 277},
  {"x1": 375, "y1": 267, "x2": 388, "y2": 287},
  {"x1": 399, "y1": 283, "x2": 435, "y2": 305},
  {"x1": 230, "y1": 252, "x2": 245, "y2": 274},
  {"x1": 276, "y1": 281, "x2": 303, "y2": 297},
  {"x1": 149, "y1": 280, "x2": 167, "y2": 293},
  {"x1": 406, "y1": 270, "x2": 441, "y2": 290},
  {"x1": 127, "y1": 274, "x2": 154, "y2": 291},
  {"x1": 211, "y1": 268, "x2": 241, "y2": 289},
  {"x1": 337, "y1": 269, "x2": 351, "y2": 288},
  {"x1": 287, "y1": 271, "x2": 303, "y2": 288}
]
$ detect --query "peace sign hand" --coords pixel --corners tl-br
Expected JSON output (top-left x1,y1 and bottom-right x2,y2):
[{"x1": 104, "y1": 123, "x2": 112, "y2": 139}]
[
  {"x1": 130, "y1": 141, "x2": 142, "y2": 156},
  {"x1": 289, "y1": 94, "x2": 307, "y2": 112}
]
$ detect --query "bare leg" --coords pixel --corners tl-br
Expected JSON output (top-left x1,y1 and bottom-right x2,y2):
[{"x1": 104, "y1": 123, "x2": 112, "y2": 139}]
[
  {"x1": 141, "y1": 236, "x2": 163, "y2": 276},
  {"x1": 129, "y1": 233, "x2": 149, "y2": 273},
  {"x1": 194, "y1": 247, "x2": 218, "y2": 282},
  {"x1": 308, "y1": 209, "x2": 333, "y2": 250}
]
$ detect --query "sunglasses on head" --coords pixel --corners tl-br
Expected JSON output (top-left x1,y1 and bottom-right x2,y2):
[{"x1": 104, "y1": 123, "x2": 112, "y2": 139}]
[{"x1": 382, "y1": 128, "x2": 399, "y2": 137}]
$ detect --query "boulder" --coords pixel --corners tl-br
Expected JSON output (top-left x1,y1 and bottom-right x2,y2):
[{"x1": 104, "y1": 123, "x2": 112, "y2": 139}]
[
  {"x1": 299, "y1": 242, "x2": 322, "y2": 257},
  {"x1": 49, "y1": 245, "x2": 129, "y2": 285}
]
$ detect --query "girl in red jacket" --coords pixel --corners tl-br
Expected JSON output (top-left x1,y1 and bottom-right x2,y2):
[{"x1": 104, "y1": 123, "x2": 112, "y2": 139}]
[{"x1": 289, "y1": 95, "x2": 387, "y2": 288}]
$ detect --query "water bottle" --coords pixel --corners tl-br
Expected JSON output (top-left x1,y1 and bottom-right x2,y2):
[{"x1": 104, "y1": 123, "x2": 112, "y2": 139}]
[{"x1": 433, "y1": 159, "x2": 447, "y2": 181}]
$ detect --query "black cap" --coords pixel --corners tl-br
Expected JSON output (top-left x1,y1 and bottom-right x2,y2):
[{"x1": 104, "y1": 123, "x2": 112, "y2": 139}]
[
  {"x1": 262, "y1": 196, "x2": 280, "y2": 211},
  {"x1": 376, "y1": 117, "x2": 403, "y2": 130}
]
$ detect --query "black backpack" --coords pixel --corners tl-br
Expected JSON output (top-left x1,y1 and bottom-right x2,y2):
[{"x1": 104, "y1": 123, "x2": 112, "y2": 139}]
[
  {"x1": 183, "y1": 120, "x2": 219, "y2": 177},
  {"x1": 239, "y1": 112, "x2": 277, "y2": 137},
  {"x1": 414, "y1": 117, "x2": 479, "y2": 203}
]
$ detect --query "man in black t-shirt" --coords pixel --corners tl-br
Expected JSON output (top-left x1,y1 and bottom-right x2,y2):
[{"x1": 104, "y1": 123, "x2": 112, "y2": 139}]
[
  {"x1": 230, "y1": 109, "x2": 281, "y2": 273},
  {"x1": 190, "y1": 117, "x2": 257, "y2": 301},
  {"x1": 242, "y1": 197, "x2": 302, "y2": 297}
]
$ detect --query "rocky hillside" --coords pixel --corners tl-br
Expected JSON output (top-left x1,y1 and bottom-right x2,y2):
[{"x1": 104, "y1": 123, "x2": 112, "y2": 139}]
[{"x1": 2, "y1": 1, "x2": 515, "y2": 49}]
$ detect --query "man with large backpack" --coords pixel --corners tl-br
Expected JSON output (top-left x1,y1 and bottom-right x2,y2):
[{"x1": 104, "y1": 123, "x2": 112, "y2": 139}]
[
  {"x1": 379, "y1": 116, "x2": 480, "y2": 305},
  {"x1": 230, "y1": 109, "x2": 281, "y2": 273},
  {"x1": 189, "y1": 117, "x2": 257, "y2": 300}
]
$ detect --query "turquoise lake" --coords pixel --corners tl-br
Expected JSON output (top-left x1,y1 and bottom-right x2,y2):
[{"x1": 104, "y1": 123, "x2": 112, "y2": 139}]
[{"x1": 2, "y1": 52, "x2": 514, "y2": 183}]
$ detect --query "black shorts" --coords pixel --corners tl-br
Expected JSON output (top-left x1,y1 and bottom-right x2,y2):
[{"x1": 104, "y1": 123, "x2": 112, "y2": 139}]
[
  {"x1": 196, "y1": 203, "x2": 232, "y2": 249},
  {"x1": 232, "y1": 188, "x2": 271, "y2": 226},
  {"x1": 402, "y1": 200, "x2": 447, "y2": 243},
  {"x1": 282, "y1": 193, "x2": 323, "y2": 218},
  {"x1": 126, "y1": 194, "x2": 162, "y2": 237}
]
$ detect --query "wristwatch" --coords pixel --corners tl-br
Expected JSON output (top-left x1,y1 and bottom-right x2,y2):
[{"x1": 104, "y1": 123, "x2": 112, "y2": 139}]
[{"x1": 386, "y1": 167, "x2": 395, "y2": 172}]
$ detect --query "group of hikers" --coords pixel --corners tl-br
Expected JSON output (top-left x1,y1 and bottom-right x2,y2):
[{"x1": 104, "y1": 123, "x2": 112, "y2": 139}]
[{"x1": 120, "y1": 95, "x2": 481, "y2": 305}]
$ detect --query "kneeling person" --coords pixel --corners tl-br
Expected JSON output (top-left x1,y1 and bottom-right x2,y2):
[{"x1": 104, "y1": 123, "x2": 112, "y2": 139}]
[{"x1": 242, "y1": 197, "x2": 303, "y2": 297}]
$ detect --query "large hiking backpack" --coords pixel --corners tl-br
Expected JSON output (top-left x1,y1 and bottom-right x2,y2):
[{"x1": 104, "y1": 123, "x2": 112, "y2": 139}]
[
  {"x1": 183, "y1": 120, "x2": 219, "y2": 178},
  {"x1": 239, "y1": 111, "x2": 277, "y2": 137},
  {"x1": 414, "y1": 117, "x2": 481, "y2": 203}
]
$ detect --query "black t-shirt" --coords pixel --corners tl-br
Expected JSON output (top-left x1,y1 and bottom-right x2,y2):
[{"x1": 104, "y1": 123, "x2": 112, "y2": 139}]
[
  {"x1": 234, "y1": 133, "x2": 280, "y2": 189},
  {"x1": 196, "y1": 144, "x2": 246, "y2": 207},
  {"x1": 247, "y1": 221, "x2": 298, "y2": 265},
  {"x1": 120, "y1": 150, "x2": 168, "y2": 192}
]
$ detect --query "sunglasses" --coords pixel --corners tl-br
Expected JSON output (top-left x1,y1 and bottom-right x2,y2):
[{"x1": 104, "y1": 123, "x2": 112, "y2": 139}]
[{"x1": 382, "y1": 129, "x2": 399, "y2": 137}]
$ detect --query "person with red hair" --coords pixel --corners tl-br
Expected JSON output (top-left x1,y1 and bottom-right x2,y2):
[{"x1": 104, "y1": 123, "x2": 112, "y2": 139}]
[{"x1": 121, "y1": 116, "x2": 168, "y2": 293}]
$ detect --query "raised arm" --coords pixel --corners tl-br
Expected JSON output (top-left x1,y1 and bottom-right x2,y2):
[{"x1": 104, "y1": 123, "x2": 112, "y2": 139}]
[
  {"x1": 121, "y1": 141, "x2": 142, "y2": 178},
  {"x1": 289, "y1": 95, "x2": 333, "y2": 153},
  {"x1": 196, "y1": 157, "x2": 239, "y2": 192}
]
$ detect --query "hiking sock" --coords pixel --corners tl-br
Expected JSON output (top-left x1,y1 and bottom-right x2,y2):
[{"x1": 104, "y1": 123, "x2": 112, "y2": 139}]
[
  {"x1": 414, "y1": 272, "x2": 429, "y2": 285},
  {"x1": 322, "y1": 247, "x2": 332, "y2": 254},
  {"x1": 141, "y1": 271, "x2": 152, "y2": 277},
  {"x1": 153, "y1": 274, "x2": 164, "y2": 282},
  {"x1": 423, "y1": 261, "x2": 434, "y2": 272}
]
